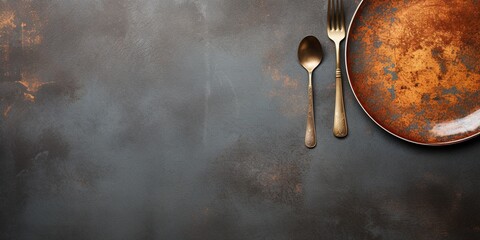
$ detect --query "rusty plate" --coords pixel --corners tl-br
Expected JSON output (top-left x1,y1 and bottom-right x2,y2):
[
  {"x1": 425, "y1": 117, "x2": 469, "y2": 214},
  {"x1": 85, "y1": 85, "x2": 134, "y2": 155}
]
[{"x1": 346, "y1": 0, "x2": 480, "y2": 145}]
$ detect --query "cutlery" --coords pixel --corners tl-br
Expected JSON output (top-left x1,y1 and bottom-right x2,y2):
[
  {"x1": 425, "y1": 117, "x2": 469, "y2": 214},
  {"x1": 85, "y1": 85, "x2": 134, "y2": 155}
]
[
  {"x1": 327, "y1": 0, "x2": 348, "y2": 138},
  {"x1": 298, "y1": 36, "x2": 323, "y2": 148}
]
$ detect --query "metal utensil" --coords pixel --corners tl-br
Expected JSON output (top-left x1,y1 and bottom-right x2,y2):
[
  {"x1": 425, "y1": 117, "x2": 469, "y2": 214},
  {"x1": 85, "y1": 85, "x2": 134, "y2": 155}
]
[
  {"x1": 328, "y1": 0, "x2": 348, "y2": 138},
  {"x1": 298, "y1": 36, "x2": 323, "y2": 148}
]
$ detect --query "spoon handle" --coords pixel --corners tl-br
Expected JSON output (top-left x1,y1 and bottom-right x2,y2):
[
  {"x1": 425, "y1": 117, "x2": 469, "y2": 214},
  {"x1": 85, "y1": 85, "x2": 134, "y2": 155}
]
[{"x1": 305, "y1": 72, "x2": 316, "y2": 148}]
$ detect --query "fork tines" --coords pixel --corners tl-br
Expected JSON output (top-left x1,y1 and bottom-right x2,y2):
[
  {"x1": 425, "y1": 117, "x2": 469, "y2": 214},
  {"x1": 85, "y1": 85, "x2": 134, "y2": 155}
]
[{"x1": 328, "y1": 0, "x2": 345, "y2": 31}]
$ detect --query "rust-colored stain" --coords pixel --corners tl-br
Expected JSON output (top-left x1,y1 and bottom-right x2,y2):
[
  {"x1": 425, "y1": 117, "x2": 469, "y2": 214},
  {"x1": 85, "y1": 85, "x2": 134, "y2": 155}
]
[
  {"x1": 0, "y1": 9, "x2": 17, "y2": 80},
  {"x1": 17, "y1": 77, "x2": 47, "y2": 93},
  {"x1": 17, "y1": 73, "x2": 53, "y2": 103},
  {"x1": 263, "y1": 29, "x2": 305, "y2": 117},
  {"x1": 3, "y1": 104, "x2": 12, "y2": 117},
  {"x1": 0, "y1": 11, "x2": 16, "y2": 29},
  {"x1": 347, "y1": 0, "x2": 480, "y2": 145},
  {"x1": 212, "y1": 140, "x2": 309, "y2": 207},
  {"x1": 266, "y1": 65, "x2": 304, "y2": 117},
  {"x1": 23, "y1": 92, "x2": 35, "y2": 102},
  {"x1": 1, "y1": 1, "x2": 49, "y2": 117}
]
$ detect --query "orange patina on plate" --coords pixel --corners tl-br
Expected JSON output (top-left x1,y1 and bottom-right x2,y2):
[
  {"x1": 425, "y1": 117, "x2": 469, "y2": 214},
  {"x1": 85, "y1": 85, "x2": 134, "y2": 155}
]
[{"x1": 346, "y1": 0, "x2": 480, "y2": 145}]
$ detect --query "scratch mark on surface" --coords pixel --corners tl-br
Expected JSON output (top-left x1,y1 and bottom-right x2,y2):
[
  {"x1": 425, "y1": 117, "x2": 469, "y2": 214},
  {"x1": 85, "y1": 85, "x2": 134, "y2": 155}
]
[
  {"x1": 218, "y1": 72, "x2": 239, "y2": 116},
  {"x1": 203, "y1": 80, "x2": 211, "y2": 144}
]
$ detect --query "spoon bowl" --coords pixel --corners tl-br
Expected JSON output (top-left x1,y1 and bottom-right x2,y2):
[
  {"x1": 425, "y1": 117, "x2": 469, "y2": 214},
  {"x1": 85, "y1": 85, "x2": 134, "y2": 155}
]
[
  {"x1": 298, "y1": 36, "x2": 323, "y2": 73},
  {"x1": 298, "y1": 36, "x2": 323, "y2": 148}
]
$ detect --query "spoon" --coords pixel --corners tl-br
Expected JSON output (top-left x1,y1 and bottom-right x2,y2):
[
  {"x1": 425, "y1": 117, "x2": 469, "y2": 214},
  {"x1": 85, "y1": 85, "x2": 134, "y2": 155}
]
[{"x1": 298, "y1": 36, "x2": 323, "y2": 148}]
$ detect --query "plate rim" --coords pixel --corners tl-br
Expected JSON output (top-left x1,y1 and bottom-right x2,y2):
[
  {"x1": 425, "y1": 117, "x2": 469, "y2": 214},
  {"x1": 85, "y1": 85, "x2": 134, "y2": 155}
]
[{"x1": 344, "y1": 0, "x2": 480, "y2": 146}]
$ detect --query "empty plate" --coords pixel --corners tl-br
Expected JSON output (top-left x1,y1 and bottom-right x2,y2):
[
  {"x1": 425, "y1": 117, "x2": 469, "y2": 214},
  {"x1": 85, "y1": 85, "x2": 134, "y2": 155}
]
[{"x1": 346, "y1": 0, "x2": 480, "y2": 145}]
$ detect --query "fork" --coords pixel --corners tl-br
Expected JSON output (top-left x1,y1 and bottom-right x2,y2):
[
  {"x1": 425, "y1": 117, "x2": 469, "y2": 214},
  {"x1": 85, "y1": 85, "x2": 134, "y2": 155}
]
[{"x1": 327, "y1": 0, "x2": 348, "y2": 138}]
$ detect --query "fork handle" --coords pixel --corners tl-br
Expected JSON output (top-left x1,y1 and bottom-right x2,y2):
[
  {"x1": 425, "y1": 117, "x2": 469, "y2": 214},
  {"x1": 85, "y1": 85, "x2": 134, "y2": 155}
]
[
  {"x1": 305, "y1": 72, "x2": 316, "y2": 148},
  {"x1": 334, "y1": 68, "x2": 348, "y2": 137}
]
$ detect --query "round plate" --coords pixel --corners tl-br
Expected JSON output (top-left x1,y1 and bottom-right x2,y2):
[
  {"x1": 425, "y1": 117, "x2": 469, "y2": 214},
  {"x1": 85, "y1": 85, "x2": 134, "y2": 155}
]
[{"x1": 346, "y1": 0, "x2": 480, "y2": 145}]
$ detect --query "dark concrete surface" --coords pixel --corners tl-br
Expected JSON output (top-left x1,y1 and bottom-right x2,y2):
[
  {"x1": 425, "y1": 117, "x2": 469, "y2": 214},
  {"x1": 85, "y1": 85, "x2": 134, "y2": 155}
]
[{"x1": 1, "y1": 0, "x2": 480, "y2": 239}]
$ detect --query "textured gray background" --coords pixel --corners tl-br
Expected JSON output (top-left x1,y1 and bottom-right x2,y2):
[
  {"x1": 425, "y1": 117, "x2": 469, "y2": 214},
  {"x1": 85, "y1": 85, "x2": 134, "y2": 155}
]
[{"x1": 1, "y1": 0, "x2": 480, "y2": 239}]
